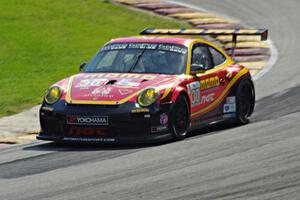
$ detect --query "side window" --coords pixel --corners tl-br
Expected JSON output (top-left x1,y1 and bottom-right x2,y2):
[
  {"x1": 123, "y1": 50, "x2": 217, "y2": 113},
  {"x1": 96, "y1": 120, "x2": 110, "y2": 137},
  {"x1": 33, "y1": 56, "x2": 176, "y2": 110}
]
[
  {"x1": 191, "y1": 44, "x2": 213, "y2": 70},
  {"x1": 209, "y1": 47, "x2": 226, "y2": 66}
]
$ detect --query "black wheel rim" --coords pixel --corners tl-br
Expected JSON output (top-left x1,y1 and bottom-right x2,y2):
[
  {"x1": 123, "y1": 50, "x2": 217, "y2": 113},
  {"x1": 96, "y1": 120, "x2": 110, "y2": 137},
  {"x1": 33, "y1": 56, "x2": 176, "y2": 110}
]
[
  {"x1": 240, "y1": 86, "x2": 252, "y2": 118},
  {"x1": 174, "y1": 102, "x2": 188, "y2": 135}
]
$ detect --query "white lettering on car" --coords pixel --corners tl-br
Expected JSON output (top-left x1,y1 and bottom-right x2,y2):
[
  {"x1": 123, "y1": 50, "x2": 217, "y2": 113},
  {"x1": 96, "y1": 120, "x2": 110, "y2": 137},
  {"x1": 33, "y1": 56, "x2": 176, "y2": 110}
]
[
  {"x1": 75, "y1": 78, "x2": 107, "y2": 89},
  {"x1": 200, "y1": 93, "x2": 215, "y2": 104},
  {"x1": 67, "y1": 116, "x2": 109, "y2": 125},
  {"x1": 91, "y1": 87, "x2": 112, "y2": 96},
  {"x1": 187, "y1": 81, "x2": 201, "y2": 106},
  {"x1": 117, "y1": 79, "x2": 140, "y2": 87},
  {"x1": 77, "y1": 117, "x2": 107, "y2": 124}
]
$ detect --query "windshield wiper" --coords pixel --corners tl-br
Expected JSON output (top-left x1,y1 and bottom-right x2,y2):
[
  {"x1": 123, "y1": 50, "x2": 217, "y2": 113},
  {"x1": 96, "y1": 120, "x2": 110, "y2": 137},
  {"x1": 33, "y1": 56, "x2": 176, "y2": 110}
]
[{"x1": 127, "y1": 48, "x2": 147, "y2": 73}]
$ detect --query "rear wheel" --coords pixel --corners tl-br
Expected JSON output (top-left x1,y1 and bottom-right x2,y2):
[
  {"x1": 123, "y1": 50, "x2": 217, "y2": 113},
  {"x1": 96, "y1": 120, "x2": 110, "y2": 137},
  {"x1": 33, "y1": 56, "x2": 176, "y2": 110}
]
[
  {"x1": 235, "y1": 80, "x2": 254, "y2": 125},
  {"x1": 170, "y1": 95, "x2": 189, "y2": 140}
]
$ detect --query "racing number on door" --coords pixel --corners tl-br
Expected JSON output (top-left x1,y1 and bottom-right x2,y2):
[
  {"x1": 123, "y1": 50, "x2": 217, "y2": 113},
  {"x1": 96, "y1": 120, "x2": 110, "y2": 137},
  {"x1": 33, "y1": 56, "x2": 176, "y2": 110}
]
[
  {"x1": 187, "y1": 81, "x2": 201, "y2": 106},
  {"x1": 191, "y1": 88, "x2": 200, "y2": 105}
]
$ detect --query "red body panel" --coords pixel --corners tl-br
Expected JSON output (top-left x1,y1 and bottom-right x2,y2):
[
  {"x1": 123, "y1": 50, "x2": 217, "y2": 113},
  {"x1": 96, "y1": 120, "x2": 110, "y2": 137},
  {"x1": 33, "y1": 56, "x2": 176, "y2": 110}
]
[{"x1": 63, "y1": 73, "x2": 179, "y2": 103}]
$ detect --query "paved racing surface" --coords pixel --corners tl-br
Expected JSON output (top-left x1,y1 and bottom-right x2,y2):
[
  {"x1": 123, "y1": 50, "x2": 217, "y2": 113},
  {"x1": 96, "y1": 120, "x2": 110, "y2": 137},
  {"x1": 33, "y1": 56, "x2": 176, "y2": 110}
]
[{"x1": 1, "y1": 0, "x2": 300, "y2": 199}]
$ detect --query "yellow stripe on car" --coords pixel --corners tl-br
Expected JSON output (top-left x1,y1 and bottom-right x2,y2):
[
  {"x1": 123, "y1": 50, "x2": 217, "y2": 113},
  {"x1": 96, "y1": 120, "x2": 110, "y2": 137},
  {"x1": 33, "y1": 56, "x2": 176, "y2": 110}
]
[{"x1": 191, "y1": 68, "x2": 249, "y2": 117}]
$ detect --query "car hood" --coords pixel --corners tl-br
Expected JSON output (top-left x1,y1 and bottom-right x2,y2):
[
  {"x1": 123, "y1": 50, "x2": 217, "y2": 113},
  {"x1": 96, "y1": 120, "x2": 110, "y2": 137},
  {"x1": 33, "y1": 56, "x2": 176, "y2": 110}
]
[{"x1": 64, "y1": 73, "x2": 179, "y2": 105}]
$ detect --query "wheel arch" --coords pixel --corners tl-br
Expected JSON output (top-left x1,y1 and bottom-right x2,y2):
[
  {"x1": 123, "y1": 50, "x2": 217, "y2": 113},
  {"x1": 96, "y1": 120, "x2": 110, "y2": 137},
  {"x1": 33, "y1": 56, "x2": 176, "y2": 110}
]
[
  {"x1": 234, "y1": 76, "x2": 256, "y2": 125},
  {"x1": 231, "y1": 75, "x2": 255, "y2": 116},
  {"x1": 170, "y1": 87, "x2": 191, "y2": 114},
  {"x1": 246, "y1": 78, "x2": 256, "y2": 116}
]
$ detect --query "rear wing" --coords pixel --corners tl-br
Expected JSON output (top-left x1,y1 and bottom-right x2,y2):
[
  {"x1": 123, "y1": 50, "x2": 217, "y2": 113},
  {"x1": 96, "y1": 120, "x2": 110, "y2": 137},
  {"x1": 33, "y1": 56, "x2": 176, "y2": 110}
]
[
  {"x1": 140, "y1": 28, "x2": 268, "y2": 56},
  {"x1": 140, "y1": 28, "x2": 268, "y2": 40}
]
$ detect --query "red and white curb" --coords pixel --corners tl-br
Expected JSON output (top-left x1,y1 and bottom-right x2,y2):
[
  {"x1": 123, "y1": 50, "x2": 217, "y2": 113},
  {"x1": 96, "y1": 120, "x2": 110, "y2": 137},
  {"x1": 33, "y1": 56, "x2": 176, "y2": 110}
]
[{"x1": 114, "y1": 0, "x2": 276, "y2": 79}]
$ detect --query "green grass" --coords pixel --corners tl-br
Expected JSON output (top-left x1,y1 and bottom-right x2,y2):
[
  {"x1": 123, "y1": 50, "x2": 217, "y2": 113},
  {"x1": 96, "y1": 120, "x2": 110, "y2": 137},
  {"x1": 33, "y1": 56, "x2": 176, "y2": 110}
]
[{"x1": 0, "y1": 0, "x2": 188, "y2": 117}]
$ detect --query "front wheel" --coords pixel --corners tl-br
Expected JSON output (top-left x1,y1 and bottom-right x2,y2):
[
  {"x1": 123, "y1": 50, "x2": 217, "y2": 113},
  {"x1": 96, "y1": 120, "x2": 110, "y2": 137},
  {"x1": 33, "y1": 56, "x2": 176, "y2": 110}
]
[
  {"x1": 170, "y1": 95, "x2": 189, "y2": 140},
  {"x1": 235, "y1": 80, "x2": 255, "y2": 125}
]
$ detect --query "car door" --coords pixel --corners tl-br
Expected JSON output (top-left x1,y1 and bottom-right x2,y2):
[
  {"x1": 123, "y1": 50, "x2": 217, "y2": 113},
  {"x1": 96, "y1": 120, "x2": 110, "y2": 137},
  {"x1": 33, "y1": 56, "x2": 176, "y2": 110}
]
[{"x1": 189, "y1": 42, "x2": 229, "y2": 123}]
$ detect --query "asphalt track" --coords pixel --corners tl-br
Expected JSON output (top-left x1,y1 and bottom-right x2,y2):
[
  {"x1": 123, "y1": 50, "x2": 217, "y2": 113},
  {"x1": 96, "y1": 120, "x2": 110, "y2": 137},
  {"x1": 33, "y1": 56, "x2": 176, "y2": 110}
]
[{"x1": 1, "y1": 0, "x2": 300, "y2": 199}]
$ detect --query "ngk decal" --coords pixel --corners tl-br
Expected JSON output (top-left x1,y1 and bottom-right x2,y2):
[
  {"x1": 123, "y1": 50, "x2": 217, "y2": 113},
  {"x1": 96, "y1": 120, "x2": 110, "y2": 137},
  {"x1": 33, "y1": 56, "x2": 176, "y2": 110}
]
[
  {"x1": 200, "y1": 93, "x2": 215, "y2": 104},
  {"x1": 67, "y1": 127, "x2": 108, "y2": 137}
]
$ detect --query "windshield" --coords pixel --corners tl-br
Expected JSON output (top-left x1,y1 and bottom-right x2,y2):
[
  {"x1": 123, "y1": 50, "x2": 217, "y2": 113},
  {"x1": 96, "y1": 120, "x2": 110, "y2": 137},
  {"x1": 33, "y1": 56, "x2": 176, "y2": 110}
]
[{"x1": 84, "y1": 43, "x2": 188, "y2": 74}]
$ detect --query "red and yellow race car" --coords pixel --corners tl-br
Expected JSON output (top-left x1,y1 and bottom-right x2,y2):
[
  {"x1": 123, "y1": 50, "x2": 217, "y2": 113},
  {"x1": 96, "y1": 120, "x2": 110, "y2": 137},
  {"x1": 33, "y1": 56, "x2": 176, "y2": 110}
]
[{"x1": 37, "y1": 28, "x2": 268, "y2": 143}]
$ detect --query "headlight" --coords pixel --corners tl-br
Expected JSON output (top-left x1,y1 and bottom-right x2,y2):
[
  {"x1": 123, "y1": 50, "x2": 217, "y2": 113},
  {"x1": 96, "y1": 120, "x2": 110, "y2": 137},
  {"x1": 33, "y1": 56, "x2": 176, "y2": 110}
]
[
  {"x1": 44, "y1": 86, "x2": 62, "y2": 104},
  {"x1": 138, "y1": 88, "x2": 159, "y2": 107}
]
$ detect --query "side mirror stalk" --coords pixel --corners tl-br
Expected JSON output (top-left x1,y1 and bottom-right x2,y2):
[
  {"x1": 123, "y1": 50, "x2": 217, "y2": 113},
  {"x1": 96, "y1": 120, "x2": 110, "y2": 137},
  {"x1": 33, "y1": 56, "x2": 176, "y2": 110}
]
[
  {"x1": 79, "y1": 62, "x2": 87, "y2": 72},
  {"x1": 190, "y1": 64, "x2": 206, "y2": 75}
]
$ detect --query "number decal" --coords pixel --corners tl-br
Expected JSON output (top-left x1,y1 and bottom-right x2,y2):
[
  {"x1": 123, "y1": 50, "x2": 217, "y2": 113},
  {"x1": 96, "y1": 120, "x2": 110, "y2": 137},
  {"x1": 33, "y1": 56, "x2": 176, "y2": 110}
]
[
  {"x1": 191, "y1": 88, "x2": 200, "y2": 105},
  {"x1": 187, "y1": 81, "x2": 201, "y2": 106},
  {"x1": 75, "y1": 78, "x2": 107, "y2": 89}
]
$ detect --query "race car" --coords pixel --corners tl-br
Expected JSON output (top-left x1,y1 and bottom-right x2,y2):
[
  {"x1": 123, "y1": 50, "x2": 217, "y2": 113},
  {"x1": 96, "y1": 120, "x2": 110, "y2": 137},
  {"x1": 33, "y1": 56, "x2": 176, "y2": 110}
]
[{"x1": 37, "y1": 28, "x2": 268, "y2": 143}]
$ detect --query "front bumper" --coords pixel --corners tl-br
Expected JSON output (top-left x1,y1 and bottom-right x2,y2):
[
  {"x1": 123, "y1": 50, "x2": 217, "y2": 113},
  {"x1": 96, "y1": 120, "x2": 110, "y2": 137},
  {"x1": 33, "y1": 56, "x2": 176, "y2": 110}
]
[{"x1": 37, "y1": 100, "x2": 173, "y2": 144}]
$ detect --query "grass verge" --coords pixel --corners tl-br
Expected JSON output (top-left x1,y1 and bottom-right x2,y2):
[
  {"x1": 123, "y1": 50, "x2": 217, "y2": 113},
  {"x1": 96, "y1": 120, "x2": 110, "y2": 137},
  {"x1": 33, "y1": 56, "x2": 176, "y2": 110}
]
[{"x1": 0, "y1": 0, "x2": 188, "y2": 117}]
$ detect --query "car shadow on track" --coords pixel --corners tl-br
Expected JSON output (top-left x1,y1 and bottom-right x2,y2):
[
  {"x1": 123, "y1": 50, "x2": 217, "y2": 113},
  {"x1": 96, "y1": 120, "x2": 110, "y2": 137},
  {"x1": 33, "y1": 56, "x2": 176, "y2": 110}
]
[
  {"x1": 253, "y1": 85, "x2": 300, "y2": 122},
  {"x1": 23, "y1": 122, "x2": 238, "y2": 152},
  {"x1": 186, "y1": 123, "x2": 238, "y2": 140},
  {"x1": 23, "y1": 141, "x2": 159, "y2": 152}
]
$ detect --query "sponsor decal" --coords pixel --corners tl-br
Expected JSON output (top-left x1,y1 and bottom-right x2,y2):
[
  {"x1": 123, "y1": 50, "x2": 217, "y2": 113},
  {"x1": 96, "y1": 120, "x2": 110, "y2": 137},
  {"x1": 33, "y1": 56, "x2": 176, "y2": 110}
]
[
  {"x1": 200, "y1": 93, "x2": 215, "y2": 104},
  {"x1": 151, "y1": 126, "x2": 168, "y2": 133},
  {"x1": 91, "y1": 87, "x2": 112, "y2": 96},
  {"x1": 144, "y1": 114, "x2": 151, "y2": 118},
  {"x1": 226, "y1": 96, "x2": 236, "y2": 104},
  {"x1": 102, "y1": 43, "x2": 187, "y2": 55},
  {"x1": 66, "y1": 126, "x2": 109, "y2": 137},
  {"x1": 200, "y1": 76, "x2": 220, "y2": 90},
  {"x1": 160, "y1": 113, "x2": 169, "y2": 125},
  {"x1": 157, "y1": 44, "x2": 188, "y2": 54},
  {"x1": 119, "y1": 88, "x2": 133, "y2": 95},
  {"x1": 224, "y1": 96, "x2": 236, "y2": 113},
  {"x1": 75, "y1": 78, "x2": 107, "y2": 89},
  {"x1": 84, "y1": 73, "x2": 156, "y2": 80},
  {"x1": 131, "y1": 108, "x2": 150, "y2": 113},
  {"x1": 64, "y1": 137, "x2": 115, "y2": 142},
  {"x1": 117, "y1": 79, "x2": 140, "y2": 87},
  {"x1": 187, "y1": 81, "x2": 200, "y2": 90},
  {"x1": 67, "y1": 116, "x2": 109, "y2": 125},
  {"x1": 128, "y1": 43, "x2": 157, "y2": 49},
  {"x1": 187, "y1": 81, "x2": 201, "y2": 106},
  {"x1": 223, "y1": 104, "x2": 236, "y2": 113}
]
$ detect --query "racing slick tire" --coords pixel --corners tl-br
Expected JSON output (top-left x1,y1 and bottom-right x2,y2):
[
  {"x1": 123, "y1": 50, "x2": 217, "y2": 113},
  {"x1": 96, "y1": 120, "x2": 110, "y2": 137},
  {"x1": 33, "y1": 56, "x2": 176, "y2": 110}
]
[
  {"x1": 170, "y1": 94, "x2": 190, "y2": 140},
  {"x1": 235, "y1": 79, "x2": 255, "y2": 125}
]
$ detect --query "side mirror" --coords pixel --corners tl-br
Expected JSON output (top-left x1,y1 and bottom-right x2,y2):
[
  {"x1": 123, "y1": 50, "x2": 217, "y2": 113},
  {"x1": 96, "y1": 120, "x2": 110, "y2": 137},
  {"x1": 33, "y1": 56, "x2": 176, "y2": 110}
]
[
  {"x1": 79, "y1": 62, "x2": 87, "y2": 72},
  {"x1": 190, "y1": 64, "x2": 206, "y2": 75}
]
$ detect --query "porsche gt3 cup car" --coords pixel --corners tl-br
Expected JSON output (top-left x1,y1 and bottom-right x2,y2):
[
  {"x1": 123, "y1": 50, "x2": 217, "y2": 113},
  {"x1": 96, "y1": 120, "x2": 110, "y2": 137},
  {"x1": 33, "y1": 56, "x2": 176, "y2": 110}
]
[{"x1": 37, "y1": 28, "x2": 268, "y2": 143}]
